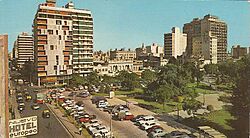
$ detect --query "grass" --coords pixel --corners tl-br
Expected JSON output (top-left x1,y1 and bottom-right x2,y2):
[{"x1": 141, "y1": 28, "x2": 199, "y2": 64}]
[
  {"x1": 203, "y1": 108, "x2": 234, "y2": 130},
  {"x1": 186, "y1": 82, "x2": 216, "y2": 94},
  {"x1": 92, "y1": 88, "x2": 144, "y2": 97},
  {"x1": 119, "y1": 97, "x2": 177, "y2": 113},
  {"x1": 115, "y1": 88, "x2": 144, "y2": 95},
  {"x1": 181, "y1": 106, "x2": 234, "y2": 137}
]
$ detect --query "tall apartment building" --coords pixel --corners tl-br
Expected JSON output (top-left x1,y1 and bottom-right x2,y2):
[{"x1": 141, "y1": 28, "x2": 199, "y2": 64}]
[
  {"x1": 183, "y1": 18, "x2": 201, "y2": 57},
  {"x1": 13, "y1": 32, "x2": 34, "y2": 68},
  {"x1": 164, "y1": 27, "x2": 187, "y2": 59},
  {"x1": 33, "y1": 0, "x2": 93, "y2": 85},
  {"x1": 0, "y1": 34, "x2": 9, "y2": 138},
  {"x1": 183, "y1": 14, "x2": 227, "y2": 63},
  {"x1": 110, "y1": 48, "x2": 136, "y2": 61}
]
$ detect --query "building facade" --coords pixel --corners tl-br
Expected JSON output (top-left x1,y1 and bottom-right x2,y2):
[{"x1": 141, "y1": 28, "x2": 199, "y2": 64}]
[
  {"x1": 164, "y1": 27, "x2": 187, "y2": 59},
  {"x1": 136, "y1": 43, "x2": 163, "y2": 59},
  {"x1": 183, "y1": 14, "x2": 227, "y2": 63},
  {"x1": 33, "y1": 0, "x2": 93, "y2": 85},
  {"x1": 0, "y1": 34, "x2": 9, "y2": 138},
  {"x1": 183, "y1": 18, "x2": 201, "y2": 57},
  {"x1": 231, "y1": 45, "x2": 248, "y2": 59},
  {"x1": 13, "y1": 32, "x2": 34, "y2": 68},
  {"x1": 110, "y1": 48, "x2": 136, "y2": 61}
]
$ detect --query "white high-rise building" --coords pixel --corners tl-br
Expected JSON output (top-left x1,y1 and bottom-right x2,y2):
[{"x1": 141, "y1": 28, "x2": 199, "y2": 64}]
[
  {"x1": 164, "y1": 27, "x2": 187, "y2": 58},
  {"x1": 33, "y1": 0, "x2": 93, "y2": 85}
]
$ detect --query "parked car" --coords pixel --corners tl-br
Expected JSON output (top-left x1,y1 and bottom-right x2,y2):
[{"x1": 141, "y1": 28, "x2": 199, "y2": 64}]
[
  {"x1": 90, "y1": 125, "x2": 107, "y2": 135},
  {"x1": 148, "y1": 128, "x2": 167, "y2": 138},
  {"x1": 31, "y1": 103, "x2": 40, "y2": 110},
  {"x1": 115, "y1": 111, "x2": 134, "y2": 121},
  {"x1": 141, "y1": 122, "x2": 160, "y2": 130},
  {"x1": 167, "y1": 131, "x2": 191, "y2": 138},
  {"x1": 146, "y1": 125, "x2": 163, "y2": 133},
  {"x1": 87, "y1": 123, "x2": 101, "y2": 132},
  {"x1": 91, "y1": 96, "x2": 107, "y2": 104},
  {"x1": 77, "y1": 92, "x2": 89, "y2": 98},
  {"x1": 131, "y1": 115, "x2": 146, "y2": 122},
  {"x1": 137, "y1": 115, "x2": 155, "y2": 126},
  {"x1": 97, "y1": 100, "x2": 108, "y2": 108},
  {"x1": 68, "y1": 92, "x2": 77, "y2": 97},
  {"x1": 83, "y1": 119, "x2": 100, "y2": 128}
]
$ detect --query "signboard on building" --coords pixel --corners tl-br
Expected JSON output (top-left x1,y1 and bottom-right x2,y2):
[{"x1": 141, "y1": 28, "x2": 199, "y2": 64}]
[{"x1": 9, "y1": 116, "x2": 38, "y2": 138}]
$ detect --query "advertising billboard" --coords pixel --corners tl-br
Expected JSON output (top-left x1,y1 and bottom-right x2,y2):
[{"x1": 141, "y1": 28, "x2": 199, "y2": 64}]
[{"x1": 9, "y1": 116, "x2": 38, "y2": 138}]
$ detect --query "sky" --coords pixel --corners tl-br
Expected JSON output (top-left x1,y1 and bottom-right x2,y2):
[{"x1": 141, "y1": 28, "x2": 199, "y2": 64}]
[{"x1": 0, "y1": 0, "x2": 249, "y2": 52}]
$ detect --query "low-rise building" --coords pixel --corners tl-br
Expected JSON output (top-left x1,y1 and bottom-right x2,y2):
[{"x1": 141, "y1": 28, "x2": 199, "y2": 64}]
[
  {"x1": 231, "y1": 45, "x2": 248, "y2": 59},
  {"x1": 136, "y1": 43, "x2": 164, "y2": 59},
  {"x1": 110, "y1": 48, "x2": 136, "y2": 60}
]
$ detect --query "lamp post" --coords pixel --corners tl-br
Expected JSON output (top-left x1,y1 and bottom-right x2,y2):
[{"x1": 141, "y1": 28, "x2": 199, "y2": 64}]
[{"x1": 110, "y1": 105, "x2": 120, "y2": 138}]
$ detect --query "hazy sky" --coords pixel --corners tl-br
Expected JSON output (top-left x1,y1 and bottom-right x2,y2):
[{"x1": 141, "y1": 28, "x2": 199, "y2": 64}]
[{"x1": 0, "y1": 0, "x2": 249, "y2": 51}]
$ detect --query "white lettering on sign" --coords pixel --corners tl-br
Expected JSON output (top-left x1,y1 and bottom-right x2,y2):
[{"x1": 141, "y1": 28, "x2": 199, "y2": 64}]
[{"x1": 9, "y1": 116, "x2": 38, "y2": 138}]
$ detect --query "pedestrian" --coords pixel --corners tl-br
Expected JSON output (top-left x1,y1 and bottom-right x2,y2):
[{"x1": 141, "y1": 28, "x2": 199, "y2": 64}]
[{"x1": 79, "y1": 127, "x2": 82, "y2": 135}]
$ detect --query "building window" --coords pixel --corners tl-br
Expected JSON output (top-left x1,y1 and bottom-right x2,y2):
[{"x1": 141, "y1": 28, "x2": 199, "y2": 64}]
[
  {"x1": 56, "y1": 30, "x2": 58, "y2": 35},
  {"x1": 48, "y1": 30, "x2": 53, "y2": 35},
  {"x1": 59, "y1": 35, "x2": 61, "y2": 40},
  {"x1": 54, "y1": 66, "x2": 57, "y2": 70},
  {"x1": 50, "y1": 45, "x2": 54, "y2": 50},
  {"x1": 64, "y1": 31, "x2": 66, "y2": 35},
  {"x1": 64, "y1": 21, "x2": 67, "y2": 25},
  {"x1": 56, "y1": 20, "x2": 62, "y2": 25},
  {"x1": 56, "y1": 55, "x2": 59, "y2": 65}
]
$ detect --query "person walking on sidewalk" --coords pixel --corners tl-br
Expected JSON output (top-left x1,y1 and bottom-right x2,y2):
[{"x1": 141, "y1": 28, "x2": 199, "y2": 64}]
[{"x1": 79, "y1": 127, "x2": 83, "y2": 135}]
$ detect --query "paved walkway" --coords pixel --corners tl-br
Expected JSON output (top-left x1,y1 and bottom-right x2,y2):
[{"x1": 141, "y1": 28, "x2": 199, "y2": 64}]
[{"x1": 46, "y1": 103, "x2": 85, "y2": 138}]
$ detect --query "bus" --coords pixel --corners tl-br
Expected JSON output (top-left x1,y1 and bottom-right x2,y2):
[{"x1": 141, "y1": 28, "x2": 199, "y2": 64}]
[{"x1": 36, "y1": 93, "x2": 45, "y2": 104}]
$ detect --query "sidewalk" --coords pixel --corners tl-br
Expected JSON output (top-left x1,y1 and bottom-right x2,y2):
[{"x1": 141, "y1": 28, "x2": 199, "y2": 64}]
[
  {"x1": 8, "y1": 89, "x2": 21, "y2": 120},
  {"x1": 46, "y1": 103, "x2": 87, "y2": 138}
]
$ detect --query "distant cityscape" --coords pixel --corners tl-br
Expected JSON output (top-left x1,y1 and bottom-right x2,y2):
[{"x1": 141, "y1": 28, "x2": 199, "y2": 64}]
[
  {"x1": 1, "y1": 0, "x2": 250, "y2": 138},
  {"x1": 7, "y1": 0, "x2": 249, "y2": 86}
]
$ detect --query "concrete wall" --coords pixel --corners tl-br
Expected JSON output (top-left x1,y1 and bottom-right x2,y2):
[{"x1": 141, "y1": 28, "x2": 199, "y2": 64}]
[{"x1": 0, "y1": 35, "x2": 9, "y2": 138}]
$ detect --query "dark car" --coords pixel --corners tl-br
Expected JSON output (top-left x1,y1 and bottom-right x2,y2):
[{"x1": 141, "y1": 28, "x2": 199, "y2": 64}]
[
  {"x1": 31, "y1": 104, "x2": 40, "y2": 110},
  {"x1": 131, "y1": 115, "x2": 145, "y2": 122},
  {"x1": 77, "y1": 92, "x2": 89, "y2": 98},
  {"x1": 91, "y1": 96, "x2": 107, "y2": 104},
  {"x1": 18, "y1": 103, "x2": 25, "y2": 112},
  {"x1": 68, "y1": 91, "x2": 77, "y2": 97},
  {"x1": 146, "y1": 125, "x2": 163, "y2": 133},
  {"x1": 42, "y1": 110, "x2": 50, "y2": 118}
]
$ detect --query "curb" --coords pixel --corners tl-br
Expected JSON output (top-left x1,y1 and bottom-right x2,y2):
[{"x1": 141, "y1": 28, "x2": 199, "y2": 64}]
[{"x1": 46, "y1": 103, "x2": 75, "y2": 138}]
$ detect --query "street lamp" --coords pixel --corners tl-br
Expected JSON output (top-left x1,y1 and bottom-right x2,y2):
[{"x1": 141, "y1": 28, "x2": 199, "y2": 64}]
[{"x1": 110, "y1": 104, "x2": 120, "y2": 138}]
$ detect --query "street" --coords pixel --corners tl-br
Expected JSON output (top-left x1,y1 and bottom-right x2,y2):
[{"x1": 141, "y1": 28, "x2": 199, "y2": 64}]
[
  {"x1": 63, "y1": 91, "x2": 148, "y2": 138},
  {"x1": 19, "y1": 87, "x2": 71, "y2": 138}
]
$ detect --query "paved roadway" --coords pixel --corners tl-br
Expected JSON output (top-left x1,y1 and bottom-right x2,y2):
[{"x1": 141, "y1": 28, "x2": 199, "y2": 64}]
[
  {"x1": 19, "y1": 87, "x2": 71, "y2": 138},
  {"x1": 64, "y1": 91, "x2": 148, "y2": 138}
]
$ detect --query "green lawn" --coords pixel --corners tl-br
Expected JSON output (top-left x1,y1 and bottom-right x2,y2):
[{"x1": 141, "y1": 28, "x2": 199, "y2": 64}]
[
  {"x1": 186, "y1": 82, "x2": 216, "y2": 94},
  {"x1": 115, "y1": 88, "x2": 144, "y2": 95},
  {"x1": 204, "y1": 108, "x2": 234, "y2": 130},
  {"x1": 92, "y1": 88, "x2": 144, "y2": 97},
  {"x1": 119, "y1": 97, "x2": 178, "y2": 113}
]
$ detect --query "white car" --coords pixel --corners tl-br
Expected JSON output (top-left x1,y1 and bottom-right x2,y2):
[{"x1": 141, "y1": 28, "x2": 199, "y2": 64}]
[
  {"x1": 83, "y1": 119, "x2": 100, "y2": 128},
  {"x1": 87, "y1": 123, "x2": 101, "y2": 132},
  {"x1": 97, "y1": 101, "x2": 108, "y2": 108},
  {"x1": 138, "y1": 116, "x2": 155, "y2": 126},
  {"x1": 141, "y1": 122, "x2": 160, "y2": 130},
  {"x1": 93, "y1": 129, "x2": 111, "y2": 138},
  {"x1": 90, "y1": 125, "x2": 107, "y2": 135}
]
